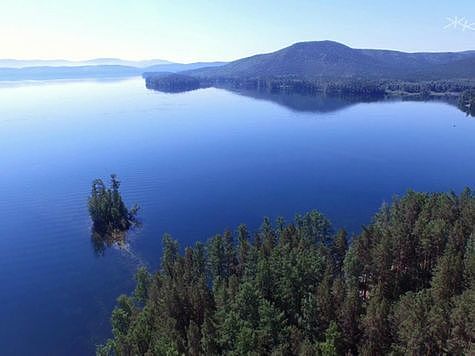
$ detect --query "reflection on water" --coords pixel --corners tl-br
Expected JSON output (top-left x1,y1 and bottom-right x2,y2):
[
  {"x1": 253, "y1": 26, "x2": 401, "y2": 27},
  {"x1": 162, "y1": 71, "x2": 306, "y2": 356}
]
[
  {"x1": 91, "y1": 230, "x2": 125, "y2": 256},
  {"x1": 228, "y1": 88, "x2": 374, "y2": 113},
  {"x1": 91, "y1": 223, "x2": 142, "y2": 257},
  {"x1": 224, "y1": 88, "x2": 471, "y2": 116},
  {"x1": 0, "y1": 76, "x2": 134, "y2": 89},
  {"x1": 146, "y1": 82, "x2": 470, "y2": 116}
]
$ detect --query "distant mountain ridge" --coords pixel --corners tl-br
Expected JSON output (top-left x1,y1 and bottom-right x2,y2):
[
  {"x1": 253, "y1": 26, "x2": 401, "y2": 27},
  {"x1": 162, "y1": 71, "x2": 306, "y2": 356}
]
[
  {"x1": 4, "y1": 41, "x2": 475, "y2": 82},
  {"x1": 183, "y1": 41, "x2": 475, "y2": 80},
  {"x1": 0, "y1": 61, "x2": 227, "y2": 81},
  {"x1": 0, "y1": 58, "x2": 175, "y2": 68}
]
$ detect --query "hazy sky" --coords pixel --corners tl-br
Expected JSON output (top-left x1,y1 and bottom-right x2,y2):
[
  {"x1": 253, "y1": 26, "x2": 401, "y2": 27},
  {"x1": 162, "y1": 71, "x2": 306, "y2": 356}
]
[{"x1": 1, "y1": 0, "x2": 474, "y2": 62}]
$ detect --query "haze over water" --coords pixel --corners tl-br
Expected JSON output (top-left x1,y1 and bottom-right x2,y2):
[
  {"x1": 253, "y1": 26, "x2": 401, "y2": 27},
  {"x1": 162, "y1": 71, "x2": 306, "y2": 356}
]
[{"x1": 1, "y1": 78, "x2": 474, "y2": 355}]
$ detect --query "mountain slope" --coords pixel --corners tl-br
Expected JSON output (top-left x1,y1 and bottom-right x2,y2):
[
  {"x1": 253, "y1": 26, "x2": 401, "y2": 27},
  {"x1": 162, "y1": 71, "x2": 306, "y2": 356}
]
[
  {"x1": 184, "y1": 41, "x2": 475, "y2": 80},
  {"x1": 186, "y1": 41, "x2": 388, "y2": 78}
]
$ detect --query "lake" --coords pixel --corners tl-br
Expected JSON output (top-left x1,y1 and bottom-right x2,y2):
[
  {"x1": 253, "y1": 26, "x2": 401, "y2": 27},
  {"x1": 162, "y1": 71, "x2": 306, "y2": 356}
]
[{"x1": 0, "y1": 77, "x2": 474, "y2": 355}]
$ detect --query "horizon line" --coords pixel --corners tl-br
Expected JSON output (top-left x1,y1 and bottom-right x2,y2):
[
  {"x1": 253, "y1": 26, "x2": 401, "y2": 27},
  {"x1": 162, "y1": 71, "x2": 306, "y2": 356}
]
[{"x1": 1, "y1": 40, "x2": 474, "y2": 63}]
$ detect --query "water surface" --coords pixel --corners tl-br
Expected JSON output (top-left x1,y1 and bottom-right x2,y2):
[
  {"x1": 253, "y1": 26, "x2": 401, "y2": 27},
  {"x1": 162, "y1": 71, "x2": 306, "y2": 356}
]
[{"x1": 1, "y1": 78, "x2": 474, "y2": 355}]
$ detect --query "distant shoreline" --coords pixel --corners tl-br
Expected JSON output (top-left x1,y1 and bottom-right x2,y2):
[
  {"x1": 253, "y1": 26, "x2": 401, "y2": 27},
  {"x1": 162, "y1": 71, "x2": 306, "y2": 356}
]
[
  {"x1": 0, "y1": 61, "x2": 227, "y2": 82},
  {"x1": 143, "y1": 73, "x2": 474, "y2": 116}
]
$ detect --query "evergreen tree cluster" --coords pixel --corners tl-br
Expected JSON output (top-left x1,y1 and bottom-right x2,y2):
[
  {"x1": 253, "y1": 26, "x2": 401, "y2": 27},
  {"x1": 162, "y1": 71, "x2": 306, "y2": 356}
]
[
  {"x1": 88, "y1": 174, "x2": 139, "y2": 235},
  {"x1": 98, "y1": 190, "x2": 475, "y2": 355}
]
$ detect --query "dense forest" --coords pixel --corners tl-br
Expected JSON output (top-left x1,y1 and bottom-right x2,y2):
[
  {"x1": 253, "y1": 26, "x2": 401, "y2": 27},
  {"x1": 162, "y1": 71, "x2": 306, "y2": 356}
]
[
  {"x1": 209, "y1": 78, "x2": 475, "y2": 99},
  {"x1": 98, "y1": 190, "x2": 475, "y2": 355},
  {"x1": 144, "y1": 73, "x2": 202, "y2": 93}
]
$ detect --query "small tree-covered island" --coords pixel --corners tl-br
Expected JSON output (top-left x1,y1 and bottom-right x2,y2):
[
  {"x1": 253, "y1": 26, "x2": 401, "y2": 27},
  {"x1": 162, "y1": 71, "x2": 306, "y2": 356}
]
[
  {"x1": 88, "y1": 175, "x2": 139, "y2": 249},
  {"x1": 98, "y1": 189, "x2": 474, "y2": 355}
]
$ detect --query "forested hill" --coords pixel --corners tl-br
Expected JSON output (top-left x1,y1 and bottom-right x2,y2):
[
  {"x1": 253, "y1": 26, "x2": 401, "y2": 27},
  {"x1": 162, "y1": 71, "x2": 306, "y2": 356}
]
[
  {"x1": 98, "y1": 190, "x2": 475, "y2": 355},
  {"x1": 184, "y1": 41, "x2": 475, "y2": 80}
]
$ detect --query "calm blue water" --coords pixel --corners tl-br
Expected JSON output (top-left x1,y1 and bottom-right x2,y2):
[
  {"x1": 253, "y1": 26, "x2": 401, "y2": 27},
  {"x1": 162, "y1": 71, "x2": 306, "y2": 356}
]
[{"x1": 0, "y1": 78, "x2": 474, "y2": 355}]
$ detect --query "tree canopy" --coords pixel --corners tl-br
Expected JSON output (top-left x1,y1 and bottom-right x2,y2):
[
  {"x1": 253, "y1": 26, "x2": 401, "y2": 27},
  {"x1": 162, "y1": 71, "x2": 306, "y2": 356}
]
[{"x1": 98, "y1": 190, "x2": 475, "y2": 355}]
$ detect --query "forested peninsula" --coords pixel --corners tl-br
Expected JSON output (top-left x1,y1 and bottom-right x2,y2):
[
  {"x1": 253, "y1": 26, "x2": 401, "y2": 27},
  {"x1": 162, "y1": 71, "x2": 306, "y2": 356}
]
[
  {"x1": 144, "y1": 41, "x2": 475, "y2": 116},
  {"x1": 98, "y1": 189, "x2": 475, "y2": 355}
]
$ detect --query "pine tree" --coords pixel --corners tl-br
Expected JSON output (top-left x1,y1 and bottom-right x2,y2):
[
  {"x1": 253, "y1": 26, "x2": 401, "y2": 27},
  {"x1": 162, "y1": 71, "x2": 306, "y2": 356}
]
[
  {"x1": 393, "y1": 290, "x2": 435, "y2": 355},
  {"x1": 237, "y1": 224, "x2": 250, "y2": 276},
  {"x1": 208, "y1": 234, "x2": 226, "y2": 281},
  {"x1": 464, "y1": 233, "x2": 475, "y2": 288},
  {"x1": 317, "y1": 321, "x2": 343, "y2": 356},
  {"x1": 186, "y1": 320, "x2": 201, "y2": 356},
  {"x1": 133, "y1": 266, "x2": 151, "y2": 303},
  {"x1": 162, "y1": 234, "x2": 179, "y2": 278},
  {"x1": 339, "y1": 284, "x2": 362, "y2": 354},
  {"x1": 431, "y1": 245, "x2": 463, "y2": 303},
  {"x1": 332, "y1": 229, "x2": 348, "y2": 273},
  {"x1": 448, "y1": 289, "x2": 475, "y2": 354},
  {"x1": 257, "y1": 299, "x2": 288, "y2": 354},
  {"x1": 201, "y1": 313, "x2": 219, "y2": 356},
  {"x1": 359, "y1": 285, "x2": 392, "y2": 355}
]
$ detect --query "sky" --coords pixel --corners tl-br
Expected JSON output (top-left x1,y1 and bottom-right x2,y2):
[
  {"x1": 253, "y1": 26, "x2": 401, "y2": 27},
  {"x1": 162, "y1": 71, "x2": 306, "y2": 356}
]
[{"x1": 0, "y1": 0, "x2": 474, "y2": 62}]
